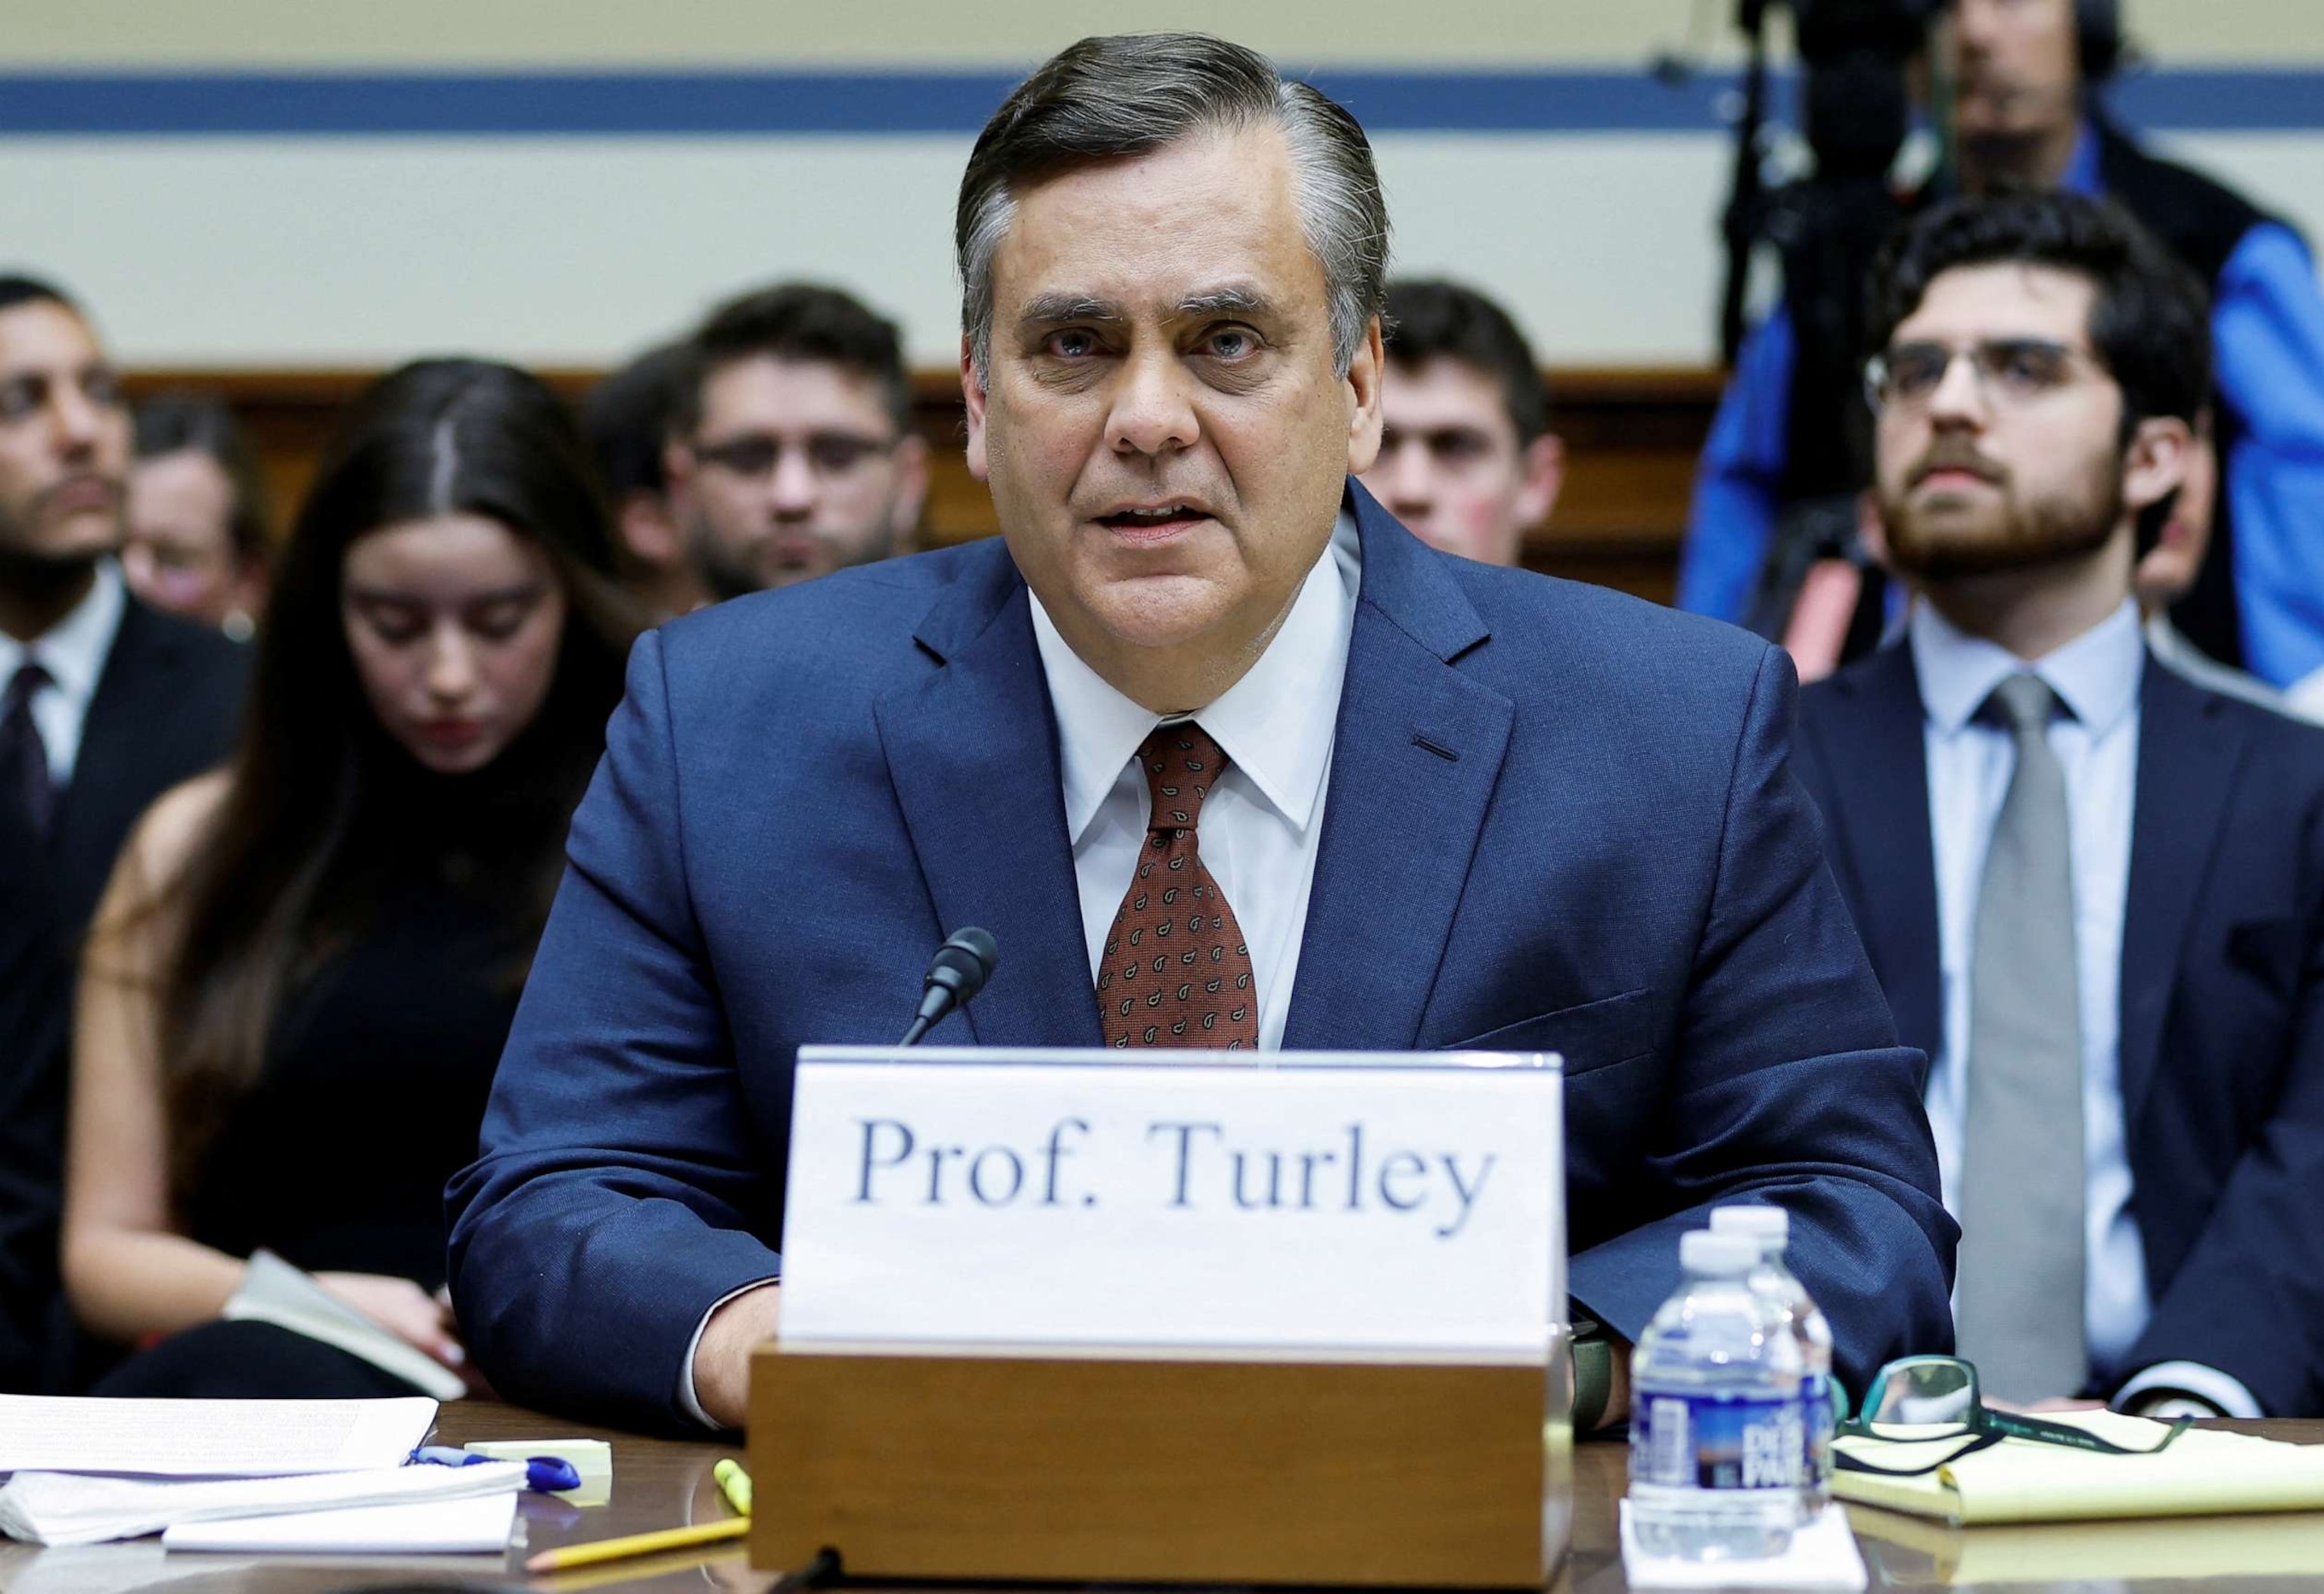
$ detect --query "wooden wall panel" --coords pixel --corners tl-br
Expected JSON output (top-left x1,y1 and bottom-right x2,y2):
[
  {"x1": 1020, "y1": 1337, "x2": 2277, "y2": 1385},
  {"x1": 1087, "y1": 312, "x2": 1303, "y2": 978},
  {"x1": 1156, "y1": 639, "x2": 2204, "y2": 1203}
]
[{"x1": 121, "y1": 365, "x2": 1720, "y2": 607}]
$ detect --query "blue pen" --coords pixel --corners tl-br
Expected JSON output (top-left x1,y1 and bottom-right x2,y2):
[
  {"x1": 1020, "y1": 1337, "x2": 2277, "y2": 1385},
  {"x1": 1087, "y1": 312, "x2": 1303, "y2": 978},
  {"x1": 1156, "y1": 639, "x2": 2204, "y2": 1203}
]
[{"x1": 409, "y1": 1444, "x2": 582, "y2": 1493}]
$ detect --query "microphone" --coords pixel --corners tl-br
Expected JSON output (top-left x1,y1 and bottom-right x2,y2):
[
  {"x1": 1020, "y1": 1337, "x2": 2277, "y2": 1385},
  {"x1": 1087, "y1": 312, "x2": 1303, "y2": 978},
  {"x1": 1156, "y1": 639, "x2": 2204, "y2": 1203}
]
[{"x1": 899, "y1": 927, "x2": 1000, "y2": 1046}]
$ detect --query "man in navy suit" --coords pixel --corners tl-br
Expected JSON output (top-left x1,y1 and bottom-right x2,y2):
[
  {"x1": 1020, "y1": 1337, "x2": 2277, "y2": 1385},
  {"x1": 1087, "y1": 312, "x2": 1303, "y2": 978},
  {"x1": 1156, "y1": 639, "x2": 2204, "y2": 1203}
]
[
  {"x1": 447, "y1": 33, "x2": 1955, "y2": 1432},
  {"x1": 1796, "y1": 189, "x2": 2324, "y2": 1418}
]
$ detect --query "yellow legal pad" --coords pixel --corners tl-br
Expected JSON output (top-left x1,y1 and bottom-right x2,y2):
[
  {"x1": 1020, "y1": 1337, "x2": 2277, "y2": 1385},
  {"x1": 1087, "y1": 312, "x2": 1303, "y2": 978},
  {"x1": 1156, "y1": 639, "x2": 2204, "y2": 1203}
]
[{"x1": 1832, "y1": 1411, "x2": 2324, "y2": 1525}]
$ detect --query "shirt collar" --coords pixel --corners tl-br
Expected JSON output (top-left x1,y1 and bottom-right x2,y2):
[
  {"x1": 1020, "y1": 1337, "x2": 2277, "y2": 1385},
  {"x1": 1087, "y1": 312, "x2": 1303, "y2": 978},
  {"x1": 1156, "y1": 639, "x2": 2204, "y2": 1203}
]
[
  {"x1": 0, "y1": 558, "x2": 126, "y2": 708},
  {"x1": 1909, "y1": 593, "x2": 2143, "y2": 737},
  {"x1": 1032, "y1": 510, "x2": 1361, "y2": 845}
]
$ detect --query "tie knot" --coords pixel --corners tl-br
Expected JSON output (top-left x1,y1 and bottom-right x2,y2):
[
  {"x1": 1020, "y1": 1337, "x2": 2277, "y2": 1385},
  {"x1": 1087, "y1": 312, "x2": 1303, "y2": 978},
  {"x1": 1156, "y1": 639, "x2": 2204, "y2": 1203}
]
[
  {"x1": 4, "y1": 661, "x2": 52, "y2": 714},
  {"x1": 1983, "y1": 673, "x2": 2063, "y2": 739},
  {"x1": 1136, "y1": 722, "x2": 1228, "y2": 834}
]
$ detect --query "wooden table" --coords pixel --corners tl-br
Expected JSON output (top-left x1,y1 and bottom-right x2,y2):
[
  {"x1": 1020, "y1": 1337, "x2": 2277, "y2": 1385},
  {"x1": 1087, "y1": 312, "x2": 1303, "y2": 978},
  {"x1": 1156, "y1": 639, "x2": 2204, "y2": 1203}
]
[{"x1": 3, "y1": 1408, "x2": 2319, "y2": 1592}]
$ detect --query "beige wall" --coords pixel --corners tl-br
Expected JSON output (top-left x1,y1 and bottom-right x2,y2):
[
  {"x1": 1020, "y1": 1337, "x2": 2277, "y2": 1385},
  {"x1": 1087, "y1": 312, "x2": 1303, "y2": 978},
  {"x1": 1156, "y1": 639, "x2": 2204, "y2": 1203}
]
[{"x1": 15, "y1": 0, "x2": 2324, "y2": 68}]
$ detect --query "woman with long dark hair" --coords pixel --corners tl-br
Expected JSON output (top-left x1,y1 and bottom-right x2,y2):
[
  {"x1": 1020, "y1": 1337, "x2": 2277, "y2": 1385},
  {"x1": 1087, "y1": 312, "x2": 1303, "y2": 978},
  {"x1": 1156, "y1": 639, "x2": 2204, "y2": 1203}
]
[{"x1": 62, "y1": 359, "x2": 638, "y2": 1396}]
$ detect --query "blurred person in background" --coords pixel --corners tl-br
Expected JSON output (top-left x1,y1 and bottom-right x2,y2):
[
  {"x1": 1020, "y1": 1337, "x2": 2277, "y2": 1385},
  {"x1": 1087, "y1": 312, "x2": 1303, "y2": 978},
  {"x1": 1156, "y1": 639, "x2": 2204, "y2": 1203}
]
[
  {"x1": 0, "y1": 275, "x2": 244, "y2": 1394},
  {"x1": 126, "y1": 391, "x2": 274, "y2": 641},
  {"x1": 61, "y1": 359, "x2": 637, "y2": 1397},
  {"x1": 1359, "y1": 278, "x2": 1563, "y2": 567},
  {"x1": 580, "y1": 341, "x2": 694, "y2": 623},
  {"x1": 1795, "y1": 191, "x2": 2324, "y2": 1418},
  {"x1": 1684, "y1": 0, "x2": 2324, "y2": 701},
  {"x1": 661, "y1": 282, "x2": 929, "y2": 604}
]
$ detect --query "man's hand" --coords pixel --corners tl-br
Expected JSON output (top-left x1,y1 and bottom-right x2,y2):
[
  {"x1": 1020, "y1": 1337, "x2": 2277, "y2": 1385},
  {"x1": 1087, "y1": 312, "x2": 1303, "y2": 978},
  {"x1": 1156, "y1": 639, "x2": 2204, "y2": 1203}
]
[{"x1": 693, "y1": 1282, "x2": 781, "y2": 1430}]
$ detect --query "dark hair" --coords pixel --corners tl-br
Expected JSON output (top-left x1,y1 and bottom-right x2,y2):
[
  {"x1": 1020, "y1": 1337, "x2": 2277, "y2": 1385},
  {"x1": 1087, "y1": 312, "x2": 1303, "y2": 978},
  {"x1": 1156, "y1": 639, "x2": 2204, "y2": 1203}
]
[
  {"x1": 673, "y1": 283, "x2": 911, "y2": 438},
  {"x1": 581, "y1": 342, "x2": 687, "y2": 502},
  {"x1": 956, "y1": 33, "x2": 1390, "y2": 382},
  {"x1": 1867, "y1": 188, "x2": 2212, "y2": 440},
  {"x1": 132, "y1": 392, "x2": 276, "y2": 563},
  {"x1": 1383, "y1": 279, "x2": 1551, "y2": 446},
  {"x1": 0, "y1": 273, "x2": 76, "y2": 316},
  {"x1": 153, "y1": 359, "x2": 640, "y2": 1206}
]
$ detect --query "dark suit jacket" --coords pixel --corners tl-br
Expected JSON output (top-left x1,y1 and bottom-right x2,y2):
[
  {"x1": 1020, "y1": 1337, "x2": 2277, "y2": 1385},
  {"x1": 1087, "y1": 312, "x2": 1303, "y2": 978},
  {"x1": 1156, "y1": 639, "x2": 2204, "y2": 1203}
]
[
  {"x1": 0, "y1": 595, "x2": 245, "y2": 1391},
  {"x1": 1795, "y1": 643, "x2": 2324, "y2": 1416},
  {"x1": 447, "y1": 484, "x2": 1956, "y2": 1431}
]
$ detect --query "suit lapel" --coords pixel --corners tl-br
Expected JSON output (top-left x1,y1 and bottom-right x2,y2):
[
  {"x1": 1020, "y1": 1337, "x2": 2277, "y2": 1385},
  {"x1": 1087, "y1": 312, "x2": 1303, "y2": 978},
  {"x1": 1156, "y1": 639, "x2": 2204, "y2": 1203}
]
[
  {"x1": 873, "y1": 545, "x2": 1103, "y2": 1049},
  {"x1": 1282, "y1": 486, "x2": 1514, "y2": 1051},
  {"x1": 1813, "y1": 646, "x2": 1943, "y2": 1061},
  {"x1": 2119, "y1": 659, "x2": 2244, "y2": 1126},
  {"x1": 52, "y1": 601, "x2": 182, "y2": 929}
]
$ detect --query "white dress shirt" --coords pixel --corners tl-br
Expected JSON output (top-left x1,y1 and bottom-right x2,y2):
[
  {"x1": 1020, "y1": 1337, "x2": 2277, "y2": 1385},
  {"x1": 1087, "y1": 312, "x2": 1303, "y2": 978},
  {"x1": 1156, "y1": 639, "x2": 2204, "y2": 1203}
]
[
  {"x1": 1912, "y1": 599, "x2": 2257, "y2": 1416},
  {"x1": 0, "y1": 558, "x2": 126, "y2": 788},
  {"x1": 1033, "y1": 511, "x2": 1359, "y2": 1050},
  {"x1": 679, "y1": 514, "x2": 1361, "y2": 1425}
]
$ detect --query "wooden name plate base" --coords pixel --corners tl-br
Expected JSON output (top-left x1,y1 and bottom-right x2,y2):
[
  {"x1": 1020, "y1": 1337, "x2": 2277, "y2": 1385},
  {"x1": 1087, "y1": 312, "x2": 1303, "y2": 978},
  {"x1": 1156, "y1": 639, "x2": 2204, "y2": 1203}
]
[{"x1": 747, "y1": 1342, "x2": 1571, "y2": 1588}]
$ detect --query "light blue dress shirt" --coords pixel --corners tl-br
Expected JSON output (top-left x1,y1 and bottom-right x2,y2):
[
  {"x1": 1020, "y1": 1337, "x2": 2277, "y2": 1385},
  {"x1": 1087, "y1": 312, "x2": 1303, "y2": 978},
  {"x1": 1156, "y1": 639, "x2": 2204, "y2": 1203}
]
[{"x1": 1909, "y1": 599, "x2": 2257, "y2": 1415}]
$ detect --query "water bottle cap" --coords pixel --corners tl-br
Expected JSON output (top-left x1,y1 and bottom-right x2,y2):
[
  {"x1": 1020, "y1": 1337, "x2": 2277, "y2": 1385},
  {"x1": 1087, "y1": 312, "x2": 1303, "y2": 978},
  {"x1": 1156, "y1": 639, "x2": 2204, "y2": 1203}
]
[
  {"x1": 1679, "y1": 1230, "x2": 1763, "y2": 1274},
  {"x1": 1710, "y1": 1204, "x2": 1790, "y2": 1247}
]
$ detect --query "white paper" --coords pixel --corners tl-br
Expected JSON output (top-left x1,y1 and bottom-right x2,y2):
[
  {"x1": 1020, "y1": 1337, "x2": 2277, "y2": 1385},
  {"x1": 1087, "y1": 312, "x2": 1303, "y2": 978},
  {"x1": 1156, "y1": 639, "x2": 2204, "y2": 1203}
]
[
  {"x1": 162, "y1": 1490, "x2": 517, "y2": 1554},
  {"x1": 0, "y1": 1462, "x2": 524, "y2": 1547},
  {"x1": 0, "y1": 1394, "x2": 435, "y2": 1477},
  {"x1": 1620, "y1": 1501, "x2": 1869, "y2": 1590},
  {"x1": 779, "y1": 1049, "x2": 1565, "y2": 1359}
]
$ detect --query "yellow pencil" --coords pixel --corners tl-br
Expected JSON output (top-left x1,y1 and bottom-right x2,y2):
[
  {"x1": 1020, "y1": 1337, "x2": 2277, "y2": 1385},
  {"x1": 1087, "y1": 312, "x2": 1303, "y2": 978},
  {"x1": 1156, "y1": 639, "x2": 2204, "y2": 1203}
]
[{"x1": 523, "y1": 1515, "x2": 749, "y2": 1574}]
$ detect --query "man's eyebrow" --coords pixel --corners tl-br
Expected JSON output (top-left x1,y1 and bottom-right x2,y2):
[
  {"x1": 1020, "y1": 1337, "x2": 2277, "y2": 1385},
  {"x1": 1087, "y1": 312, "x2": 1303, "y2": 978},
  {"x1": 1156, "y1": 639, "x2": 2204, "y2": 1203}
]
[
  {"x1": 1176, "y1": 286, "x2": 1273, "y2": 318},
  {"x1": 1018, "y1": 294, "x2": 1123, "y2": 326}
]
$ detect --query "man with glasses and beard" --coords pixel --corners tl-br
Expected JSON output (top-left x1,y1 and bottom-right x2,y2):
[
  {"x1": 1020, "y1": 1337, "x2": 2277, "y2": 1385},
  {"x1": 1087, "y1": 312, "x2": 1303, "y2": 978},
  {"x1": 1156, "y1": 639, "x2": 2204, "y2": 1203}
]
[
  {"x1": 653, "y1": 283, "x2": 930, "y2": 609},
  {"x1": 0, "y1": 275, "x2": 244, "y2": 1391},
  {"x1": 1794, "y1": 191, "x2": 2324, "y2": 1422}
]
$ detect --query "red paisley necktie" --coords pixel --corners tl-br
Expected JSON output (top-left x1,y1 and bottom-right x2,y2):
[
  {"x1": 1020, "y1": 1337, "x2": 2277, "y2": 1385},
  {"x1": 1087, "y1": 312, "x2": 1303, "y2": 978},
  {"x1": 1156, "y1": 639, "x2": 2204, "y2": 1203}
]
[{"x1": 1096, "y1": 722, "x2": 1259, "y2": 1049}]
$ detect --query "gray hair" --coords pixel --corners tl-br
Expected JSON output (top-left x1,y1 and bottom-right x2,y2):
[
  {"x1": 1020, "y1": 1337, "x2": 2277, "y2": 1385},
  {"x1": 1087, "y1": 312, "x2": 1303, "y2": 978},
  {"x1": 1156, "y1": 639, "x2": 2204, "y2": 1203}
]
[{"x1": 955, "y1": 33, "x2": 1390, "y2": 387}]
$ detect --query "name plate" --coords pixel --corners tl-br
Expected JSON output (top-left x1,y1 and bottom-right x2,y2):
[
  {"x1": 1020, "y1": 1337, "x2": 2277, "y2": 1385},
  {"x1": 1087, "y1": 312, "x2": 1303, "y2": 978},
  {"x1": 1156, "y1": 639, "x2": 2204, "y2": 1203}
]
[{"x1": 776, "y1": 1046, "x2": 1565, "y2": 1362}]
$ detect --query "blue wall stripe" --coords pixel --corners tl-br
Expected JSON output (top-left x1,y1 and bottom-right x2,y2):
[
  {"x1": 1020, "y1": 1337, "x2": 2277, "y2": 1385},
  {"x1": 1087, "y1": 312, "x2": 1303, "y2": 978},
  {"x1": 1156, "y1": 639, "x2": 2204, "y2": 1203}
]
[{"x1": 0, "y1": 67, "x2": 2319, "y2": 137}]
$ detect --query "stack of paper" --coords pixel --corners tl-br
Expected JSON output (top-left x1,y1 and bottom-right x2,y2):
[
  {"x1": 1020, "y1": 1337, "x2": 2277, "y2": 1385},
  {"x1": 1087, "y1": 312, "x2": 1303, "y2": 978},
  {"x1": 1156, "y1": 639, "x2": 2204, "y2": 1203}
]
[
  {"x1": 0, "y1": 1462, "x2": 527, "y2": 1547},
  {"x1": 0, "y1": 1394, "x2": 520, "y2": 1556},
  {"x1": 0, "y1": 1393, "x2": 436, "y2": 1477},
  {"x1": 1832, "y1": 1409, "x2": 2324, "y2": 1524}
]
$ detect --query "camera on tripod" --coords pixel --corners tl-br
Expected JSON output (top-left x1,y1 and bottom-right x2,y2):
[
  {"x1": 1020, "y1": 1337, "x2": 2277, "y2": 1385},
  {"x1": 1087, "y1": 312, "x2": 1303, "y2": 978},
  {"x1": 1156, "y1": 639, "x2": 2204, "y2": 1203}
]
[{"x1": 1721, "y1": 0, "x2": 1944, "y2": 644}]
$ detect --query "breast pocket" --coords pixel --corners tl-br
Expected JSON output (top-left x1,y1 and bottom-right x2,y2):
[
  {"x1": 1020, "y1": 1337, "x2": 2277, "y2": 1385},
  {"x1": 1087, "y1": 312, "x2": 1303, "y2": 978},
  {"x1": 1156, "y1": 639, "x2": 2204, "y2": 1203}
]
[{"x1": 1437, "y1": 989, "x2": 1656, "y2": 1078}]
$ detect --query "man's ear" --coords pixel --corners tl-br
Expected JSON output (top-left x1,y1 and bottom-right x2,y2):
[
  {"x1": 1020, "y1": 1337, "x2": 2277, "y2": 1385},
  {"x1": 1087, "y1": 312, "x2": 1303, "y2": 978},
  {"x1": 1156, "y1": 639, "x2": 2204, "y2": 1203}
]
[
  {"x1": 2122, "y1": 413, "x2": 2194, "y2": 517},
  {"x1": 1344, "y1": 316, "x2": 1386, "y2": 476},
  {"x1": 1515, "y1": 431, "x2": 1565, "y2": 529},
  {"x1": 961, "y1": 337, "x2": 991, "y2": 483},
  {"x1": 891, "y1": 434, "x2": 932, "y2": 539},
  {"x1": 617, "y1": 492, "x2": 681, "y2": 569}
]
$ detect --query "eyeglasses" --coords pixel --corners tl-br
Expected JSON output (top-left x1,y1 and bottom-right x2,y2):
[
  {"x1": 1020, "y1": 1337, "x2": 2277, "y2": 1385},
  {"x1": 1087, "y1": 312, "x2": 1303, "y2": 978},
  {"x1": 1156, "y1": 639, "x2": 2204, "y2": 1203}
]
[
  {"x1": 1863, "y1": 339, "x2": 2107, "y2": 415},
  {"x1": 691, "y1": 430, "x2": 898, "y2": 481},
  {"x1": 1835, "y1": 1356, "x2": 2189, "y2": 1477}
]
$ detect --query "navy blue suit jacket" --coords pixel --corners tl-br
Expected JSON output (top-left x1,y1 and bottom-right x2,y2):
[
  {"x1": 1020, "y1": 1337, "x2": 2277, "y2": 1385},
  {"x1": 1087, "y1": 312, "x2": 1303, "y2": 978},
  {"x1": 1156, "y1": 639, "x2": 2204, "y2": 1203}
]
[
  {"x1": 447, "y1": 486, "x2": 1955, "y2": 1430},
  {"x1": 1795, "y1": 644, "x2": 2324, "y2": 1416}
]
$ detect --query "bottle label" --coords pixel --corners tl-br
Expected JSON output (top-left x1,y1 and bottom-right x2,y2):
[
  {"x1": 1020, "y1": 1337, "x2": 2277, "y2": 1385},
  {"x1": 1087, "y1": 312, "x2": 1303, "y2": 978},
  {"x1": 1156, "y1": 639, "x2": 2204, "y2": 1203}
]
[
  {"x1": 1807, "y1": 1378, "x2": 1835, "y2": 1487},
  {"x1": 1630, "y1": 1387, "x2": 1807, "y2": 1491}
]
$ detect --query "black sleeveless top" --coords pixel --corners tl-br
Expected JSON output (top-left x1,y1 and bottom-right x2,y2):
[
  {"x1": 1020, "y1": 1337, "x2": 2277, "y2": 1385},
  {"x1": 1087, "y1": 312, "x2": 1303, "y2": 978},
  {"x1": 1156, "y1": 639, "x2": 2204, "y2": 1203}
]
[{"x1": 184, "y1": 870, "x2": 524, "y2": 1292}]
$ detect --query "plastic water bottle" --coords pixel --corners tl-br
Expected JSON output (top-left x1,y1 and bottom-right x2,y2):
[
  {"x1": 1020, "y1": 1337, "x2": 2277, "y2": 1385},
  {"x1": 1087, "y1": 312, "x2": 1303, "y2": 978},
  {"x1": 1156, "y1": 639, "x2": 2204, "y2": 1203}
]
[
  {"x1": 1711, "y1": 1203, "x2": 1836, "y2": 1515},
  {"x1": 1628, "y1": 1229, "x2": 1809, "y2": 1561}
]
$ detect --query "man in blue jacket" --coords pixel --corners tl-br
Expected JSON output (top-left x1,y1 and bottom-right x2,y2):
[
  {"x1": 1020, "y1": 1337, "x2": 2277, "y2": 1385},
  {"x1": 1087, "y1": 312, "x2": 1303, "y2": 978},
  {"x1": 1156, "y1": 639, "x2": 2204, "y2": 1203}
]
[
  {"x1": 1684, "y1": 0, "x2": 2324, "y2": 698},
  {"x1": 448, "y1": 33, "x2": 1956, "y2": 1433}
]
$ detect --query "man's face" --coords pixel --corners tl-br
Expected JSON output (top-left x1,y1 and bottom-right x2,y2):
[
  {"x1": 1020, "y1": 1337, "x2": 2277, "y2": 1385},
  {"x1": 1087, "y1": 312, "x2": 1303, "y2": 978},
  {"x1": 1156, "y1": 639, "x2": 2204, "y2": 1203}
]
[
  {"x1": 963, "y1": 123, "x2": 1383, "y2": 688},
  {"x1": 1944, "y1": 0, "x2": 2082, "y2": 148},
  {"x1": 1360, "y1": 355, "x2": 1561, "y2": 566},
  {"x1": 0, "y1": 300, "x2": 130, "y2": 568},
  {"x1": 124, "y1": 449, "x2": 253, "y2": 626},
  {"x1": 1873, "y1": 262, "x2": 2158, "y2": 583},
  {"x1": 666, "y1": 356, "x2": 927, "y2": 600}
]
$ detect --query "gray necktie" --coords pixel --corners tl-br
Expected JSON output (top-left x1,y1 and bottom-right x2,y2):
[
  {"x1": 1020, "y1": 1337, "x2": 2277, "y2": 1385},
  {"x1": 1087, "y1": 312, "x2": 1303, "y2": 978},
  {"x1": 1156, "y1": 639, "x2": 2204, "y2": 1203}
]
[{"x1": 1954, "y1": 673, "x2": 2086, "y2": 1403}]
